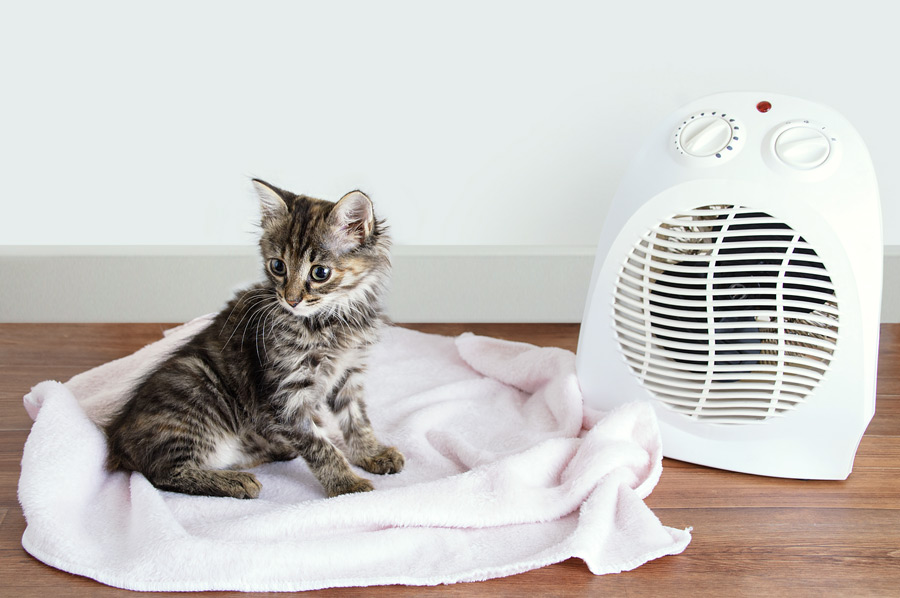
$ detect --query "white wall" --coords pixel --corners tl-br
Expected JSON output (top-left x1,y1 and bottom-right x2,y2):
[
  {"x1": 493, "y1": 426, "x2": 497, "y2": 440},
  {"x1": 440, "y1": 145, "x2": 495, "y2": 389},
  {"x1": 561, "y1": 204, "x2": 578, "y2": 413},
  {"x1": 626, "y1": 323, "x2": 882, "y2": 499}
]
[{"x1": 1, "y1": 0, "x2": 897, "y2": 248}]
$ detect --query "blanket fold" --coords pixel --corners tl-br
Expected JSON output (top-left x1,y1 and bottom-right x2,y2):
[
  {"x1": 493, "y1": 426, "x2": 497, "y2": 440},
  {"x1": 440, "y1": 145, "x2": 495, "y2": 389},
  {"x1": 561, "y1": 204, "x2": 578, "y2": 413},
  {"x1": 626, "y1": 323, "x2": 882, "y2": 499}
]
[{"x1": 19, "y1": 317, "x2": 689, "y2": 591}]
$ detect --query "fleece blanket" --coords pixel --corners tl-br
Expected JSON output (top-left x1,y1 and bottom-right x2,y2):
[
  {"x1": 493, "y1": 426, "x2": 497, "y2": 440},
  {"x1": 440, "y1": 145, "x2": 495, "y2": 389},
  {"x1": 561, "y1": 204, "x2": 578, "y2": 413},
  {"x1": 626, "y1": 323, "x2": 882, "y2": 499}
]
[{"x1": 19, "y1": 316, "x2": 690, "y2": 591}]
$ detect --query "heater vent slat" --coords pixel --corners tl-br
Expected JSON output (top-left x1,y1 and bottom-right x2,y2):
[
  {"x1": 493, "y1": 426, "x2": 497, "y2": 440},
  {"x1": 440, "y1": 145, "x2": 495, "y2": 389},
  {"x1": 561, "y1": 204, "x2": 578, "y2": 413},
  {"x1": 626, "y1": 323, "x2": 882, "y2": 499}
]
[
  {"x1": 613, "y1": 310, "x2": 839, "y2": 346},
  {"x1": 612, "y1": 204, "x2": 839, "y2": 424},
  {"x1": 613, "y1": 305, "x2": 839, "y2": 339},
  {"x1": 612, "y1": 288, "x2": 840, "y2": 326}
]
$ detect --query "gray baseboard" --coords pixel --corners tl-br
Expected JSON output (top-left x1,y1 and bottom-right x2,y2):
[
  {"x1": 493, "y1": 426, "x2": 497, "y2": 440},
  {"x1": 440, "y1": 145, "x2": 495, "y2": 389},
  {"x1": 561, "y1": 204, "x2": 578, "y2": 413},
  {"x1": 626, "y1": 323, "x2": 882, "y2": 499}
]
[{"x1": 1, "y1": 245, "x2": 898, "y2": 323}]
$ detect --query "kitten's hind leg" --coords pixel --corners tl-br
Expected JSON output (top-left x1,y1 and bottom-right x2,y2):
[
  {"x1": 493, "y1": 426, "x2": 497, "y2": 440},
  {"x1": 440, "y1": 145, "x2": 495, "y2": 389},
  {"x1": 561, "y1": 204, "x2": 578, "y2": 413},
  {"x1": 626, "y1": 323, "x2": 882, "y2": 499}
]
[{"x1": 149, "y1": 467, "x2": 262, "y2": 499}]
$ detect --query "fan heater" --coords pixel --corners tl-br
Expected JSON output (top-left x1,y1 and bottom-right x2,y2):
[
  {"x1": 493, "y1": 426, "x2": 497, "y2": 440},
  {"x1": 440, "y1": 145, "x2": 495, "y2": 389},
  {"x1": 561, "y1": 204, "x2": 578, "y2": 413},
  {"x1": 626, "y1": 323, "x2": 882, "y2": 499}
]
[{"x1": 576, "y1": 92, "x2": 881, "y2": 479}]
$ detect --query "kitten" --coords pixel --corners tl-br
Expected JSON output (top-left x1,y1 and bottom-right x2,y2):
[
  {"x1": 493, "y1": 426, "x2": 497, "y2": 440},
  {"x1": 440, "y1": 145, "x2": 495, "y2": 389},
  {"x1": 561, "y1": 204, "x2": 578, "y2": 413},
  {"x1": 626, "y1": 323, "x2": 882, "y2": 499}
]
[{"x1": 104, "y1": 179, "x2": 404, "y2": 499}]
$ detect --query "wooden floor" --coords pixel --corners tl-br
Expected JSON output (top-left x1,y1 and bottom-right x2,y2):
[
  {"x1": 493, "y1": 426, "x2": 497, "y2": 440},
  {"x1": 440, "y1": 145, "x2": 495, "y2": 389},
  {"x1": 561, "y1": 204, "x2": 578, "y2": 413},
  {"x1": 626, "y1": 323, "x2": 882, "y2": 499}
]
[{"x1": 1, "y1": 322, "x2": 898, "y2": 597}]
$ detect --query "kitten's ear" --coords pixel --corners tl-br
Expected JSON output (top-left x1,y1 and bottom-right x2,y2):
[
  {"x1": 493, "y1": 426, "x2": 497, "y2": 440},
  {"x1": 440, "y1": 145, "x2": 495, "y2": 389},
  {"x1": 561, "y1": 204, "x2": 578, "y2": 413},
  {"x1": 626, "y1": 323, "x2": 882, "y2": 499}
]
[
  {"x1": 252, "y1": 179, "x2": 289, "y2": 223},
  {"x1": 325, "y1": 190, "x2": 375, "y2": 254}
]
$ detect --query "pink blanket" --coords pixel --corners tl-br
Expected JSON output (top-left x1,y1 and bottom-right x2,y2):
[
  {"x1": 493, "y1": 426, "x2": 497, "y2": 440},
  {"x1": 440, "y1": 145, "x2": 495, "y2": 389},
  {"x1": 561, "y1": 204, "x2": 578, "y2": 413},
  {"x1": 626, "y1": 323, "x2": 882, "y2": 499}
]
[{"x1": 19, "y1": 316, "x2": 690, "y2": 591}]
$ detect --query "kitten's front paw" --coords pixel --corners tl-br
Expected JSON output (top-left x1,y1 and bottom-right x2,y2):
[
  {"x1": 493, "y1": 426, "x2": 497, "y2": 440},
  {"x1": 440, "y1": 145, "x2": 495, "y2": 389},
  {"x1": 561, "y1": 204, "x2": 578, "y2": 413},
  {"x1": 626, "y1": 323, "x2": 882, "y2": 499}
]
[
  {"x1": 325, "y1": 474, "x2": 374, "y2": 498},
  {"x1": 231, "y1": 471, "x2": 263, "y2": 499},
  {"x1": 357, "y1": 446, "x2": 405, "y2": 475}
]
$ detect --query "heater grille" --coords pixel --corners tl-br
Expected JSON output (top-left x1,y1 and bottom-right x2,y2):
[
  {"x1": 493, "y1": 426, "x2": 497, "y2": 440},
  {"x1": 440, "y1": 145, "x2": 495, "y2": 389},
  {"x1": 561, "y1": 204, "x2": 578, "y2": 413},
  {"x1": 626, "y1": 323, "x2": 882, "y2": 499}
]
[{"x1": 612, "y1": 205, "x2": 839, "y2": 424}]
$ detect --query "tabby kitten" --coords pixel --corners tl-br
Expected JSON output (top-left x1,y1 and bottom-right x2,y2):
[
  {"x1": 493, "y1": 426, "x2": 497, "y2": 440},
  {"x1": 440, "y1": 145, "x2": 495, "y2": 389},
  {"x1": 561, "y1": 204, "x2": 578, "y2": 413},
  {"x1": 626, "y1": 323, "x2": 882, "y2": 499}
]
[{"x1": 104, "y1": 179, "x2": 404, "y2": 499}]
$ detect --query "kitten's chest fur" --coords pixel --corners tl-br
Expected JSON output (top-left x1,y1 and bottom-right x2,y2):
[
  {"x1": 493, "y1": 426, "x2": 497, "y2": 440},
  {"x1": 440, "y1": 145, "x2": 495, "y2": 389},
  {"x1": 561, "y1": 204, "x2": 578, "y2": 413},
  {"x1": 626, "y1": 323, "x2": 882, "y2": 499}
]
[
  {"x1": 216, "y1": 298, "x2": 377, "y2": 464},
  {"x1": 264, "y1": 330, "x2": 368, "y2": 414}
]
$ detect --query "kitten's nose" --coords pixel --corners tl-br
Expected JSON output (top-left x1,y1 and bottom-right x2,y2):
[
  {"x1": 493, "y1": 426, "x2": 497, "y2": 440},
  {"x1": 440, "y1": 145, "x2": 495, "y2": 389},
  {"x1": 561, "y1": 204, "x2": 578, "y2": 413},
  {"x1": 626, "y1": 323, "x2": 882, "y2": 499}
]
[{"x1": 286, "y1": 299, "x2": 300, "y2": 307}]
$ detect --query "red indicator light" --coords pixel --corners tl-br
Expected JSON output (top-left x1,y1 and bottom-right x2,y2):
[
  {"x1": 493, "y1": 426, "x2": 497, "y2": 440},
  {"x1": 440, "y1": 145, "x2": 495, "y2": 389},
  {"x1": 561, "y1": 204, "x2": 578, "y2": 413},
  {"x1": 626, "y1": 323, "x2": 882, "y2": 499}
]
[{"x1": 757, "y1": 101, "x2": 772, "y2": 113}]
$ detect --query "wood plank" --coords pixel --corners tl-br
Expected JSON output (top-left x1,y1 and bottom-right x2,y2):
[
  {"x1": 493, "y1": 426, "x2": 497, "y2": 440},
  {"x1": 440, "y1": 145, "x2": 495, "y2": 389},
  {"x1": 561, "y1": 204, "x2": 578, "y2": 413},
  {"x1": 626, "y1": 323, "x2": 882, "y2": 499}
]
[
  {"x1": 879, "y1": 323, "x2": 899, "y2": 349},
  {"x1": 877, "y1": 376, "x2": 900, "y2": 396},
  {"x1": 0, "y1": 323, "x2": 178, "y2": 367},
  {"x1": 647, "y1": 464, "x2": 900, "y2": 510},
  {"x1": 634, "y1": 508, "x2": 900, "y2": 596},
  {"x1": 0, "y1": 366, "x2": 93, "y2": 431},
  {"x1": 0, "y1": 430, "x2": 28, "y2": 507},
  {"x1": 660, "y1": 506, "x2": 900, "y2": 554},
  {"x1": 867, "y1": 395, "x2": 900, "y2": 436},
  {"x1": 856, "y1": 434, "x2": 900, "y2": 468},
  {"x1": 0, "y1": 506, "x2": 20, "y2": 550}
]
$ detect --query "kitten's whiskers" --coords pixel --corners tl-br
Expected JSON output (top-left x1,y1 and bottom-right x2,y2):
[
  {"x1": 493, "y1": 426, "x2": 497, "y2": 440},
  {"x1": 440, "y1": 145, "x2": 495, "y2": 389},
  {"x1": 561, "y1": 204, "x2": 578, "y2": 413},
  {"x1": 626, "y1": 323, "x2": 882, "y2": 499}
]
[
  {"x1": 218, "y1": 290, "x2": 272, "y2": 338},
  {"x1": 222, "y1": 294, "x2": 274, "y2": 349},
  {"x1": 240, "y1": 299, "x2": 272, "y2": 353},
  {"x1": 256, "y1": 303, "x2": 281, "y2": 365}
]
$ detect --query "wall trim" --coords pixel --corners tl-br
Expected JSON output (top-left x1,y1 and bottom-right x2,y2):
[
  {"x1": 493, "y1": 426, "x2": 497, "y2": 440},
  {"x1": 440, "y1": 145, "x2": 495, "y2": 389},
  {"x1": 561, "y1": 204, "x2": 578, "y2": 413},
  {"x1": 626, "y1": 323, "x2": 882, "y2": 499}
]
[{"x1": 1, "y1": 245, "x2": 898, "y2": 323}]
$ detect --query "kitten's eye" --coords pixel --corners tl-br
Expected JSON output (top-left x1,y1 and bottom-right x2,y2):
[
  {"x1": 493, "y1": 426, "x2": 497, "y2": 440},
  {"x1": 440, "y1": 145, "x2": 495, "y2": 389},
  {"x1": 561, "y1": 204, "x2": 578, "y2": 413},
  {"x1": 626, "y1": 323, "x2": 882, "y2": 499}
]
[
  {"x1": 310, "y1": 265, "x2": 332, "y2": 282},
  {"x1": 269, "y1": 258, "x2": 287, "y2": 276}
]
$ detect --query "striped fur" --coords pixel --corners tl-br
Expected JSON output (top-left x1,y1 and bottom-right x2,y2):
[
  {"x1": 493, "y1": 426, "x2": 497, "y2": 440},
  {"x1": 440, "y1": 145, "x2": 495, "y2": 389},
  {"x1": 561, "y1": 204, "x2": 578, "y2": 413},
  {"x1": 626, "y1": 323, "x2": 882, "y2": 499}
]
[{"x1": 104, "y1": 180, "x2": 403, "y2": 499}]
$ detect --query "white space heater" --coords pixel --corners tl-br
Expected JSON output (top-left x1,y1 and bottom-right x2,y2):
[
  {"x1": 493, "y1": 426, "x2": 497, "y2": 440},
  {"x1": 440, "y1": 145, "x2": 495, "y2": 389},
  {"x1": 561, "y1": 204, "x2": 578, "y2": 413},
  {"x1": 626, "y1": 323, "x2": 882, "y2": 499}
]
[{"x1": 576, "y1": 92, "x2": 882, "y2": 479}]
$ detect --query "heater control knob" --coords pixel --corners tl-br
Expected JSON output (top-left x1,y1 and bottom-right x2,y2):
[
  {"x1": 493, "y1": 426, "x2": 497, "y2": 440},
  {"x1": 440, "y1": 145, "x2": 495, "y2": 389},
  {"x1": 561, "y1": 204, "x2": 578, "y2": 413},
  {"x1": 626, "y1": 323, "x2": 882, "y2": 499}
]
[
  {"x1": 678, "y1": 116, "x2": 733, "y2": 157},
  {"x1": 774, "y1": 125, "x2": 831, "y2": 170}
]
